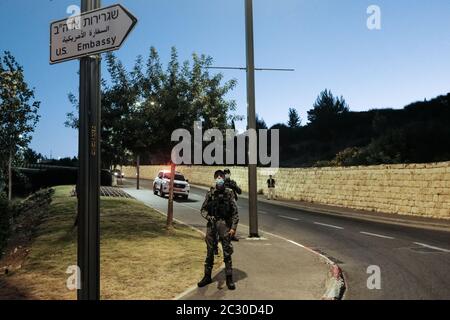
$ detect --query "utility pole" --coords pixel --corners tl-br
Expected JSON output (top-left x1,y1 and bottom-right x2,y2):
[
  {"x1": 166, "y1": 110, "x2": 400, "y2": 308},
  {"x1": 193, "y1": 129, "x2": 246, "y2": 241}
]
[
  {"x1": 167, "y1": 162, "x2": 176, "y2": 228},
  {"x1": 206, "y1": 0, "x2": 293, "y2": 238},
  {"x1": 77, "y1": 0, "x2": 101, "y2": 301},
  {"x1": 245, "y1": 0, "x2": 259, "y2": 238}
]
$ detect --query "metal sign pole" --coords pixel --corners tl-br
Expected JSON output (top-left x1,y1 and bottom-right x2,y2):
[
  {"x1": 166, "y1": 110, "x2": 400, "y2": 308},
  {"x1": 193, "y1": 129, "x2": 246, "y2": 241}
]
[
  {"x1": 245, "y1": 0, "x2": 259, "y2": 238},
  {"x1": 50, "y1": 0, "x2": 136, "y2": 300},
  {"x1": 77, "y1": 0, "x2": 101, "y2": 301}
]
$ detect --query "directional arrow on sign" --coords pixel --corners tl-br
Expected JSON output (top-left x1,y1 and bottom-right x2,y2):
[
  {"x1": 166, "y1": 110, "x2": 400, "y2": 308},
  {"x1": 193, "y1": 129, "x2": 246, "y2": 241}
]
[{"x1": 50, "y1": 4, "x2": 137, "y2": 64}]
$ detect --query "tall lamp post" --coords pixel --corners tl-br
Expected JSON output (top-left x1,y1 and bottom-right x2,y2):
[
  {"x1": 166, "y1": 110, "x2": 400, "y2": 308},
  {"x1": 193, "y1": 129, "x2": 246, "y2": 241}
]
[{"x1": 207, "y1": 0, "x2": 294, "y2": 238}]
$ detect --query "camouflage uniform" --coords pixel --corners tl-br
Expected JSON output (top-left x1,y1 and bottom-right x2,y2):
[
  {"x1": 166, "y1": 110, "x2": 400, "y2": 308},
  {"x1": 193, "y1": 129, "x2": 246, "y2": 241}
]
[
  {"x1": 201, "y1": 187, "x2": 239, "y2": 277},
  {"x1": 224, "y1": 178, "x2": 242, "y2": 200}
]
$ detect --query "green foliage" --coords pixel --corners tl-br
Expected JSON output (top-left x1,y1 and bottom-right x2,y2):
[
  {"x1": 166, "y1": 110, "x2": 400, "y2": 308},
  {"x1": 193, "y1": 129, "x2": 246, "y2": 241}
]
[
  {"x1": 0, "y1": 188, "x2": 55, "y2": 257},
  {"x1": 307, "y1": 89, "x2": 349, "y2": 124},
  {"x1": 15, "y1": 166, "x2": 112, "y2": 194},
  {"x1": 0, "y1": 51, "x2": 40, "y2": 192},
  {"x1": 19, "y1": 147, "x2": 44, "y2": 165},
  {"x1": 66, "y1": 46, "x2": 240, "y2": 166},
  {"x1": 279, "y1": 91, "x2": 450, "y2": 167},
  {"x1": 256, "y1": 114, "x2": 268, "y2": 129},
  {"x1": 288, "y1": 108, "x2": 301, "y2": 128},
  {"x1": 17, "y1": 188, "x2": 54, "y2": 217},
  {"x1": 306, "y1": 89, "x2": 349, "y2": 142}
]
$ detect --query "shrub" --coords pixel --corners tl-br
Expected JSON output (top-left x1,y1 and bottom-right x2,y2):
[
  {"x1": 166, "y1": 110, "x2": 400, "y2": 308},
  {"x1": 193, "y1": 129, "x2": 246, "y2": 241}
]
[
  {"x1": 17, "y1": 188, "x2": 55, "y2": 218},
  {"x1": 0, "y1": 188, "x2": 55, "y2": 257},
  {"x1": 17, "y1": 167, "x2": 113, "y2": 192}
]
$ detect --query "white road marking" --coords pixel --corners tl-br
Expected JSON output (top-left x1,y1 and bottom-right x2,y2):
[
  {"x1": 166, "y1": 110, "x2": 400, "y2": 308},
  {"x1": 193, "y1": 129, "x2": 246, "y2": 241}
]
[
  {"x1": 314, "y1": 222, "x2": 344, "y2": 230},
  {"x1": 360, "y1": 231, "x2": 394, "y2": 240},
  {"x1": 279, "y1": 215, "x2": 300, "y2": 221},
  {"x1": 413, "y1": 242, "x2": 450, "y2": 253}
]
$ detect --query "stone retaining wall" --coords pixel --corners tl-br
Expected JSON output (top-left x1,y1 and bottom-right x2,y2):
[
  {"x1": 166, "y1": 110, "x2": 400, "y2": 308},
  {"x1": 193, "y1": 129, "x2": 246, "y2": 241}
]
[{"x1": 122, "y1": 162, "x2": 450, "y2": 219}]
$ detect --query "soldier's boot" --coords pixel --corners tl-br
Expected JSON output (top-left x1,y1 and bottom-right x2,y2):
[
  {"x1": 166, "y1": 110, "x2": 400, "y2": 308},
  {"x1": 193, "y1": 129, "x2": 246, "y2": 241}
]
[
  {"x1": 226, "y1": 275, "x2": 236, "y2": 290},
  {"x1": 197, "y1": 268, "x2": 212, "y2": 288},
  {"x1": 225, "y1": 260, "x2": 235, "y2": 290}
]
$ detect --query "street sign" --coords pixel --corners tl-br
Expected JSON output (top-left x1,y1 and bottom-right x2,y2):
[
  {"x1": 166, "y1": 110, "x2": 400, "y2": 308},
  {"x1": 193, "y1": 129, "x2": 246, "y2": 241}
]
[{"x1": 50, "y1": 4, "x2": 137, "y2": 64}]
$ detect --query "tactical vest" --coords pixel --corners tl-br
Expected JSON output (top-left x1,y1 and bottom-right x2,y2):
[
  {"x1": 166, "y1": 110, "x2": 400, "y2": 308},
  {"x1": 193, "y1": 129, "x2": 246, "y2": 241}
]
[{"x1": 209, "y1": 189, "x2": 232, "y2": 219}]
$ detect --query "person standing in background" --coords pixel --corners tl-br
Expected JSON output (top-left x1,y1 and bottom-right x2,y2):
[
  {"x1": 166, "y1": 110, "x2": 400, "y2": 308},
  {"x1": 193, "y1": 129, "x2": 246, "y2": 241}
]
[{"x1": 267, "y1": 175, "x2": 276, "y2": 200}]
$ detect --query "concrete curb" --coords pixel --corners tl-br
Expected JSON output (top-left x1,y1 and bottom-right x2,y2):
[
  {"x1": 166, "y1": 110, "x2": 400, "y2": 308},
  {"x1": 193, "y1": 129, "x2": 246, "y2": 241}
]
[
  {"x1": 323, "y1": 264, "x2": 346, "y2": 300},
  {"x1": 261, "y1": 229, "x2": 346, "y2": 300}
]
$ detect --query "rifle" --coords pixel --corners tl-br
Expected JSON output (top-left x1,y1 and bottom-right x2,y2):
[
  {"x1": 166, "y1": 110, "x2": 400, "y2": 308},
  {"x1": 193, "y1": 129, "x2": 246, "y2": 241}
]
[{"x1": 200, "y1": 193, "x2": 220, "y2": 255}]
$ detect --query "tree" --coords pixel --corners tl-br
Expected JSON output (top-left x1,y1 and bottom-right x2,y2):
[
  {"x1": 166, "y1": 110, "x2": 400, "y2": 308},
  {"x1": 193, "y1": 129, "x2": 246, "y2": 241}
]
[
  {"x1": 256, "y1": 114, "x2": 267, "y2": 130},
  {"x1": 0, "y1": 51, "x2": 40, "y2": 199},
  {"x1": 307, "y1": 89, "x2": 349, "y2": 141},
  {"x1": 307, "y1": 89, "x2": 349, "y2": 124},
  {"x1": 20, "y1": 147, "x2": 43, "y2": 165},
  {"x1": 287, "y1": 108, "x2": 301, "y2": 128},
  {"x1": 103, "y1": 53, "x2": 145, "y2": 171},
  {"x1": 66, "y1": 46, "x2": 240, "y2": 170}
]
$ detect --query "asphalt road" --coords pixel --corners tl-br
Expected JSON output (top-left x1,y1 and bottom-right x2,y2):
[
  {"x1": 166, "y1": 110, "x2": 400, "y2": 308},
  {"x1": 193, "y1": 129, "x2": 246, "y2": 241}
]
[{"x1": 122, "y1": 178, "x2": 450, "y2": 300}]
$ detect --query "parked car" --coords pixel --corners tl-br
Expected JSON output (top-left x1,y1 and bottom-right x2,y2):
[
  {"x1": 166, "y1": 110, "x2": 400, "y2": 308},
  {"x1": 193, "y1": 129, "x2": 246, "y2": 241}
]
[
  {"x1": 153, "y1": 170, "x2": 190, "y2": 200},
  {"x1": 112, "y1": 169, "x2": 125, "y2": 178}
]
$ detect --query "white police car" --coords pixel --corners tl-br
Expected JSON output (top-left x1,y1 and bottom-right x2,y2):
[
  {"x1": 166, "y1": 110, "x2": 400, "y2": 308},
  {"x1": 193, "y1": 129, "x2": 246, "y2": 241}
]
[{"x1": 153, "y1": 170, "x2": 190, "y2": 200}]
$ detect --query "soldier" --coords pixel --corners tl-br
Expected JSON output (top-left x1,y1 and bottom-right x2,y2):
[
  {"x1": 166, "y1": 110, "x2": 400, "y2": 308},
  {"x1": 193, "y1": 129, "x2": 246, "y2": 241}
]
[
  {"x1": 224, "y1": 168, "x2": 242, "y2": 200},
  {"x1": 223, "y1": 168, "x2": 241, "y2": 242},
  {"x1": 198, "y1": 170, "x2": 239, "y2": 290}
]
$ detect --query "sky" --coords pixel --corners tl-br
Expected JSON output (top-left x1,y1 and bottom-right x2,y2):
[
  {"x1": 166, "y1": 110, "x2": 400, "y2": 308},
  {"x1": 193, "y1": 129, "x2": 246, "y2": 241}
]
[{"x1": 1, "y1": 0, "x2": 450, "y2": 158}]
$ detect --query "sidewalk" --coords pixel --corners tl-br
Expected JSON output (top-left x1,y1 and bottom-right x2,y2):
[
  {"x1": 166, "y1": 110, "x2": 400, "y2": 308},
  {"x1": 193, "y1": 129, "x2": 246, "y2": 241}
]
[
  {"x1": 179, "y1": 234, "x2": 329, "y2": 300},
  {"x1": 123, "y1": 187, "x2": 333, "y2": 300},
  {"x1": 192, "y1": 183, "x2": 450, "y2": 232}
]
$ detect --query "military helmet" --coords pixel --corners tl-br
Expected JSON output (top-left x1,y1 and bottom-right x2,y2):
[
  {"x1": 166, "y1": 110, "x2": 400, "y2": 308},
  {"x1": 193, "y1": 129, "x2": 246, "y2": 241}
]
[{"x1": 223, "y1": 168, "x2": 231, "y2": 174}]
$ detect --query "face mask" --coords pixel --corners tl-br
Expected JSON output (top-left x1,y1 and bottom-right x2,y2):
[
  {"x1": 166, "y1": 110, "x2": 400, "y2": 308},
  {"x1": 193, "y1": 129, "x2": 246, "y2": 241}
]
[{"x1": 216, "y1": 178, "x2": 225, "y2": 188}]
